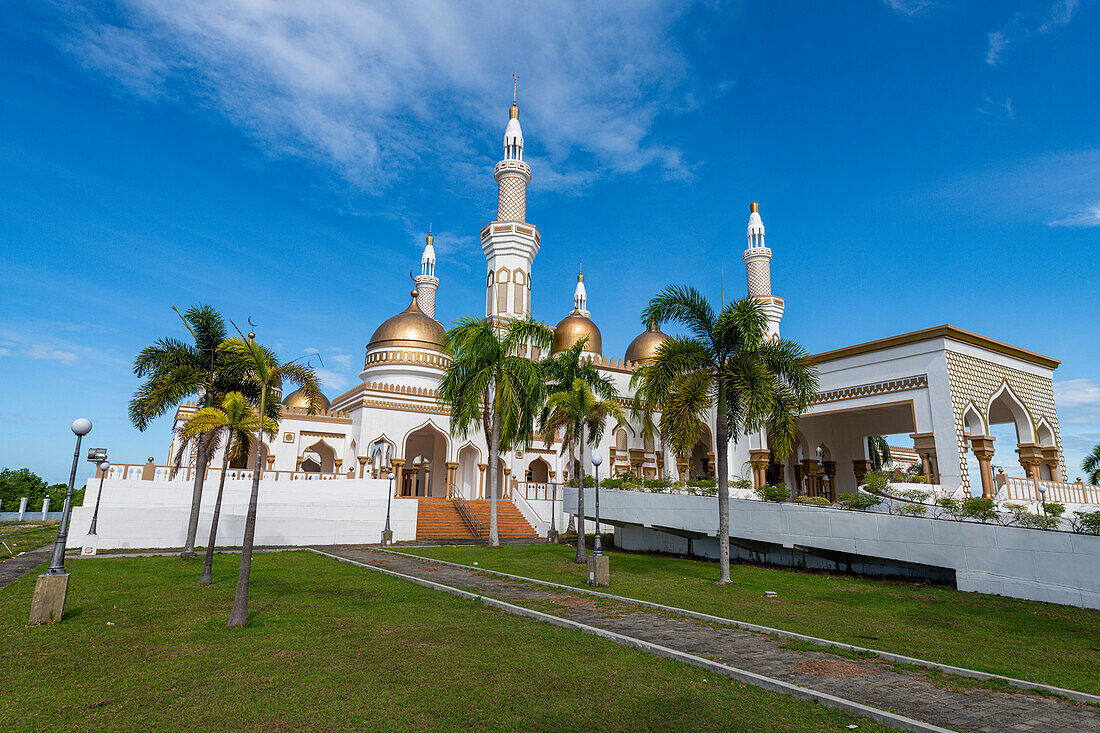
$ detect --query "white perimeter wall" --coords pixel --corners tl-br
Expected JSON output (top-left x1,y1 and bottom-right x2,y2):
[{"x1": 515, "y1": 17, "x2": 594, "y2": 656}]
[
  {"x1": 565, "y1": 488, "x2": 1100, "y2": 610},
  {"x1": 67, "y1": 477, "x2": 418, "y2": 550}
]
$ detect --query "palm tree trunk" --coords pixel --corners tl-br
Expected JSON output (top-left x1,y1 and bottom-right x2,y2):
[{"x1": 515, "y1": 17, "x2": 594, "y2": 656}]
[
  {"x1": 229, "y1": 392, "x2": 265, "y2": 627},
  {"x1": 715, "y1": 379, "x2": 731, "y2": 584},
  {"x1": 199, "y1": 436, "x2": 231, "y2": 586},
  {"x1": 488, "y1": 415, "x2": 500, "y2": 547},
  {"x1": 574, "y1": 421, "x2": 586, "y2": 564},
  {"x1": 181, "y1": 436, "x2": 211, "y2": 558}
]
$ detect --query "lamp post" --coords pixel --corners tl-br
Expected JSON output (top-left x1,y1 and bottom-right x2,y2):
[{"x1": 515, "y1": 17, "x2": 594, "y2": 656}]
[
  {"x1": 1038, "y1": 483, "x2": 1047, "y2": 516},
  {"x1": 46, "y1": 418, "x2": 92, "y2": 574},
  {"x1": 382, "y1": 471, "x2": 395, "y2": 546},
  {"x1": 592, "y1": 453, "x2": 604, "y2": 556},
  {"x1": 548, "y1": 481, "x2": 558, "y2": 543},
  {"x1": 88, "y1": 460, "x2": 111, "y2": 535}
]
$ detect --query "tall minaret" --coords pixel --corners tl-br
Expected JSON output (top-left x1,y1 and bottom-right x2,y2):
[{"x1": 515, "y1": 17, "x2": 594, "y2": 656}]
[
  {"x1": 573, "y1": 268, "x2": 589, "y2": 317},
  {"x1": 482, "y1": 80, "x2": 540, "y2": 321},
  {"x1": 742, "y1": 202, "x2": 784, "y2": 339},
  {"x1": 414, "y1": 225, "x2": 439, "y2": 319}
]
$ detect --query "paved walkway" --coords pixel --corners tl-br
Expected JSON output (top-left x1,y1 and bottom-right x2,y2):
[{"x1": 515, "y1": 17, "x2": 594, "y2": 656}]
[
  {"x1": 0, "y1": 545, "x2": 52, "y2": 590},
  {"x1": 320, "y1": 546, "x2": 1099, "y2": 733}
]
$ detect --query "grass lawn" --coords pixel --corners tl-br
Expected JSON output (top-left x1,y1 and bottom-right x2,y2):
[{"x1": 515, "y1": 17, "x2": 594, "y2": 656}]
[
  {"x1": 0, "y1": 550, "x2": 889, "y2": 732},
  {"x1": 401, "y1": 543, "x2": 1100, "y2": 695},
  {"x1": 0, "y1": 522, "x2": 60, "y2": 559}
]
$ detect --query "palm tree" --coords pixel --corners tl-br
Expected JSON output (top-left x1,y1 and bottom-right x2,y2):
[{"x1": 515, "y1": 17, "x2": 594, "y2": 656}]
[
  {"x1": 636, "y1": 287, "x2": 818, "y2": 584},
  {"x1": 222, "y1": 336, "x2": 321, "y2": 627},
  {"x1": 867, "y1": 435, "x2": 892, "y2": 472},
  {"x1": 539, "y1": 338, "x2": 620, "y2": 563},
  {"x1": 541, "y1": 377, "x2": 625, "y2": 563},
  {"x1": 130, "y1": 305, "x2": 251, "y2": 559},
  {"x1": 179, "y1": 392, "x2": 268, "y2": 586},
  {"x1": 438, "y1": 316, "x2": 554, "y2": 547},
  {"x1": 1084, "y1": 443, "x2": 1100, "y2": 485}
]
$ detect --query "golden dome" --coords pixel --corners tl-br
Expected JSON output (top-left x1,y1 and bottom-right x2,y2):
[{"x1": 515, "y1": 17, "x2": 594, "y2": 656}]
[
  {"x1": 282, "y1": 387, "x2": 330, "y2": 412},
  {"x1": 367, "y1": 290, "x2": 445, "y2": 351},
  {"x1": 625, "y1": 321, "x2": 669, "y2": 365},
  {"x1": 554, "y1": 311, "x2": 602, "y2": 355}
]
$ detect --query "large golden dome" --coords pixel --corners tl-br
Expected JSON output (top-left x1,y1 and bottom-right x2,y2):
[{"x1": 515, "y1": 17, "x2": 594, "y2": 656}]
[
  {"x1": 282, "y1": 387, "x2": 330, "y2": 412},
  {"x1": 368, "y1": 291, "x2": 445, "y2": 351},
  {"x1": 554, "y1": 311, "x2": 602, "y2": 355},
  {"x1": 625, "y1": 321, "x2": 669, "y2": 365}
]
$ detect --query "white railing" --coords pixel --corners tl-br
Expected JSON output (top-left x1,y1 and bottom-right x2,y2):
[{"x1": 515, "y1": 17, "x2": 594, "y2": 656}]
[
  {"x1": 516, "y1": 481, "x2": 561, "y2": 502},
  {"x1": 1001, "y1": 476, "x2": 1100, "y2": 505},
  {"x1": 103, "y1": 463, "x2": 349, "y2": 483}
]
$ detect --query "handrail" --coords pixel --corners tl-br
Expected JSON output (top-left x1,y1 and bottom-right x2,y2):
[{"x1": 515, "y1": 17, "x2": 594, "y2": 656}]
[
  {"x1": 451, "y1": 492, "x2": 483, "y2": 538},
  {"x1": 1002, "y1": 476, "x2": 1100, "y2": 505}
]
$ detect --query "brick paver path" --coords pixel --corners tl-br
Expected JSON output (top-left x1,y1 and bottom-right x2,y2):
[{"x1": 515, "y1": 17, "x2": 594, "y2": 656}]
[{"x1": 322, "y1": 547, "x2": 1100, "y2": 733}]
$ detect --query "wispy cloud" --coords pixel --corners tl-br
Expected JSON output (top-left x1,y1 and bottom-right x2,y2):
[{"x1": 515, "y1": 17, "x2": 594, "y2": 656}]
[
  {"x1": 977, "y1": 94, "x2": 1013, "y2": 117},
  {"x1": 1049, "y1": 201, "x2": 1100, "y2": 228},
  {"x1": 882, "y1": 0, "x2": 936, "y2": 17},
  {"x1": 43, "y1": 1, "x2": 716, "y2": 195},
  {"x1": 1053, "y1": 378, "x2": 1100, "y2": 479},
  {"x1": 1055, "y1": 379, "x2": 1100, "y2": 409},
  {"x1": 0, "y1": 322, "x2": 124, "y2": 370},
  {"x1": 986, "y1": 0, "x2": 1080, "y2": 66}
]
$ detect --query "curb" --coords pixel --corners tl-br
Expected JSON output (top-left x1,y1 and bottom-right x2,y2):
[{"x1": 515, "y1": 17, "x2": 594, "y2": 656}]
[
  {"x1": 310, "y1": 547, "x2": 955, "y2": 733},
  {"x1": 378, "y1": 547, "x2": 1100, "y2": 706}
]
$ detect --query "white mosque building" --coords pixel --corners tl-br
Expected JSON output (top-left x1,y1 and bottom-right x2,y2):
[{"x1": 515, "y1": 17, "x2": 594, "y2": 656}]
[{"x1": 86, "y1": 93, "x2": 1088, "y2": 547}]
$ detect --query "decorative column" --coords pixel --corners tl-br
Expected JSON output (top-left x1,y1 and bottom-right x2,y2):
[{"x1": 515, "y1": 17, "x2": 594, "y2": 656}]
[
  {"x1": 748, "y1": 449, "x2": 770, "y2": 489},
  {"x1": 357, "y1": 456, "x2": 367, "y2": 479},
  {"x1": 1041, "y1": 447, "x2": 1062, "y2": 482},
  {"x1": 266, "y1": 455, "x2": 275, "y2": 475},
  {"x1": 334, "y1": 459, "x2": 343, "y2": 477},
  {"x1": 910, "y1": 432, "x2": 938, "y2": 484},
  {"x1": 801, "y1": 459, "x2": 821, "y2": 497},
  {"x1": 445, "y1": 461, "x2": 458, "y2": 498},
  {"x1": 676, "y1": 457, "x2": 689, "y2": 483},
  {"x1": 391, "y1": 458, "x2": 405, "y2": 497},
  {"x1": 968, "y1": 435, "x2": 997, "y2": 499},
  {"x1": 707, "y1": 451, "x2": 716, "y2": 478},
  {"x1": 295, "y1": 456, "x2": 303, "y2": 472},
  {"x1": 792, "y1": 464, "x2": 803, "y2": 497},
  {"x1": 1016, "y1": 444, "x2": 1044, "y2": 482},
  {"x1": 852, "y1": 459, "x2": 872, "y2": 488},
  {"x1": 822, "y1": 461, "x2": 837, "y2": 501},
  {"x1": 503, "y1": 467, "x2": 512, "y2": 499},
  {"x1": 477, "y1": 463, "x2": 487, "y2": 499},
  {"x1": 141, "y1": 458, "x2": 156, "y2": 481}
]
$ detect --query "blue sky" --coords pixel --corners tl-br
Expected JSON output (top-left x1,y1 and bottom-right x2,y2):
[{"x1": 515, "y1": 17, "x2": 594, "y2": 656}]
[{"x1": 1, "y1": 0, "x2": 1097, "y2": 484}]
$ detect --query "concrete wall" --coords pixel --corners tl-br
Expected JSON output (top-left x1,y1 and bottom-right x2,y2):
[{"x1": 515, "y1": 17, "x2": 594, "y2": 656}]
[
  {"x1": 66, "y1": 477, "x2": 418, "y2": 550},
  {"x1": 566, "y1": 487, "x2": 1100, "y2": 610}
]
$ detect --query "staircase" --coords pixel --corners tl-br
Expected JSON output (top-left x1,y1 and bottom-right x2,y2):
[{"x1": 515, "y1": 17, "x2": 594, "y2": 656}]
[{"x1": 415, "y1": 498, "x2": 539, "y2": 540}]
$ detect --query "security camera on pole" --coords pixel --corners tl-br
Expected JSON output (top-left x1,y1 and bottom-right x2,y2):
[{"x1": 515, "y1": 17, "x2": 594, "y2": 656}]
[
  {"x1": 586, "y1": 453, "x2": 610, "y2": 587},
  {"x1": 29, "y1": 418, "x2": 92, "y2": 625}
]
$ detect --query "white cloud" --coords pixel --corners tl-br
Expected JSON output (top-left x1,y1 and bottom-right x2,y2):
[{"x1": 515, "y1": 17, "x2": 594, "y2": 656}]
[
  {"x1": 315, "y1": 368, "x2": 351, "y2": 392},
  {"x1": 0, "y1": 347, "x2": 12, "y2": 357},
  {"x1": 1055, "y1": 379, "x2": 1100, "y2": 409},
  {"x1": 26, "y1": 344, "x2": 79, "y2": 364},
  {"x1": 47, "y1": 0, "x2": 714, "y2": 194},
  {"x1": 977, "y1": 94, "x2": 1013, "y2": 117},
  {"x1": 1048, "y1": 201, "x2": 1100, "y2": 228},
  {"x1": 327, "y1": 351, "x2": 353, "y2": 369},
  {"x1": 882, "y1": 0, "x2": 936, "y2": 17},
  {"x1": 303, "y1": 346, "x2": 320, "y2": 355},
  {"x1": 986, "y1": 1, "x2": 1079, "y2": 66}
]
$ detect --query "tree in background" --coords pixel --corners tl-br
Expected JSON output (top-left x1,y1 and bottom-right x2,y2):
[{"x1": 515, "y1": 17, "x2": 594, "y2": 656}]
[
  {"x1": 1084, "y1": 443, "x2": 1100, "y2": 485},
  {"x1": 179, "y1": 392, "x2": 267, "y2": 586},
  {"x1": 636, "y1": 288, "x2": 818, "y2": 584},
  {"x1": 221, "y1": 336, "x2": 320, "y2": 627},
  {"x1": 867, "y1": 435, "x2": 893, "y2": 472},
  {"x1": 0, "y1": 468, "x2": 77, "y2": 512},
  {"x1": 438, "y1": 316, "x2": 554, "y2": 546},
  {"x1": 539, "y1": 338, "x2": 620, "y2": 563}
]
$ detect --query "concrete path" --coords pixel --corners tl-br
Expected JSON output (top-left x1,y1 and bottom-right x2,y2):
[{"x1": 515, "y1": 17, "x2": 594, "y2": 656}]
[
  {"x1": 0, "y1": 546, "x2": 52, "y2": 590},
  {"x1": 319, "y1": 546, "x2": 1099, "y2": 733}
]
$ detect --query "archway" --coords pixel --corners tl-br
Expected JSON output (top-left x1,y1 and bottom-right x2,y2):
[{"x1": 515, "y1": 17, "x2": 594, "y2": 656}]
[
  {"x1": 231, "y1": 438, "x2": 269, "y2": 471},
  {"x1": 689, "y1": 423, "x2": 713, "y2": 479},
  {"x1": 987, "y1": 384, "x2": 1034, "y2": 445},
  {"x1": 527, "y1": 456, "x2": 550, "y2": 484},
  {"x1": 302, "y1": 439, "x2": 336, "y2": 474},
  {"x1": 402, "y1": 423, "x2": 448, "y2": 496},
  {"x1": 368, "y1": 436, "x2": 395, "y2": 479},
  {"x1": 456, "y1": 443, "x2": 481, "y2": 499}
]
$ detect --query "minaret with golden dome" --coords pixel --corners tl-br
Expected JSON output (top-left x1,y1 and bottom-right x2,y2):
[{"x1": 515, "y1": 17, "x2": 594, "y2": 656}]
[
  {"x1": 414, "y1": 225, "x2": 440, "y2": 319},
  {"x1": 554, "y1": 268, "x2": 602, "y2": 355},
  {"x1": 742, "y1": 201, "x2": 784, "y2": 339},
  {"x1": 482, "y1": 79, "x2": 540, "y2": 321}
]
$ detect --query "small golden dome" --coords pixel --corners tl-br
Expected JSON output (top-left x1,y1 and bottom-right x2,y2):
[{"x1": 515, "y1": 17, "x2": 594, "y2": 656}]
[
  {"x1": 750, "y1": 201, "x2": 759, "y2": 213},
  {"x1": 367, "y1": 292, "x2": 445, "y2": 351},
  {"x1": 625, "y1": 321, "x2": 669, "y2": 365},
  {"x1": 282, "y1": 387, "x2": 330, "y2": 412},
  {"x1": 554, "y1": 311, "x2": 602, "y2": 355},
  {"x1": 509, "y1": 102, "x2": 519, "y2": 120}
]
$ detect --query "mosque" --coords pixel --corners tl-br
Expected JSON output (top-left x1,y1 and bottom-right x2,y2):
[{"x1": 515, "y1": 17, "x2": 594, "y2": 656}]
[{"x1": 162, "y1": 93, "x2": 1081, "y2": 526}]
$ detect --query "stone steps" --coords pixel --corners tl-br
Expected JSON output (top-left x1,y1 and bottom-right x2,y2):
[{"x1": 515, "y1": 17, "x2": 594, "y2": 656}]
[{"x1": 415, "y1": 498, "x2": 538, "y2": 540}]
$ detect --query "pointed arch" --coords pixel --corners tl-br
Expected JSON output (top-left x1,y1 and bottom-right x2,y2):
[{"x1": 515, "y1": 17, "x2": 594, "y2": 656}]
[
  {"x1": 527, "y1": 456, "x2": 551, "y2": 483},
  {"x1": 1035, "y1": 417, "x2": 1055, "y2": 447},
  {"x1": 961, "y1": 402, "x2": 986, "y2": 435},
  {"x1": 303, "y1": 439, "x2": 336, "y2": 474},
  {"x1": 987, "y1": 382, "x2": 1035, "y2": 444},
  {"x1": 456, "y1": 442, "x2": 482, "y2": 499},
  {"x1": 401, "y1": 420, "x2": 450, "y2": 496}
]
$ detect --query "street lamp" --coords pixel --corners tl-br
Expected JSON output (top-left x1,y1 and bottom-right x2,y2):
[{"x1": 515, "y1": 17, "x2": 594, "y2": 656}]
[
  {"x1": 382, "y1": 471, "x2": 395, "y2": 545},
  {"x1": 592, "y1": 453, "x2": 604, "y2": 556},
  {"x1": 1038, "y1": 483, "x2": 1047, "y2": 516},
  {"x1": 88, "y1": 460, "x2": 111, "y2": 535},
  {"x1": 45, "y1": 418, "x2": 92, "y2": 575}
]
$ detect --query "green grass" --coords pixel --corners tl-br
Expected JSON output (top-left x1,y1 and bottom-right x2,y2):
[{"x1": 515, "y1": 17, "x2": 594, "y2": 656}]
[
  {"x1": 0, "y1": 551, "x2": 889, "y2": 732},
  {"x1": 401, "y1": 543, "x2": 1100, "y2": 695},
  {"x1": 0, "y1": 522, "x2": 60, "y2": 559}
]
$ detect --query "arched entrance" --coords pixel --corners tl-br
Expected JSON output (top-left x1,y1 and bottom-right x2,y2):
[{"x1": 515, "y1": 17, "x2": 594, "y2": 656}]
[
  {"x1": 402, "y1": 423, "x2": 449, "y2": 497},
  {"x1": 689, "y1": 423, "x2": 713, "y2": 479},
  {"x1": 301, "y1": 439, "x2": 336, "y2": 474},
  {"x1": 230, "y1": 438, "x2": 269, "y2": 471},
  {"x1": 527, "y1": 456, "x2": 550, "y2": 484},
  {"x1": 456, "y1": 443, "x2": 481, "y2": 499},
  {"x1": 368, "y1": 437, "x2": 395, "y2": 479}
]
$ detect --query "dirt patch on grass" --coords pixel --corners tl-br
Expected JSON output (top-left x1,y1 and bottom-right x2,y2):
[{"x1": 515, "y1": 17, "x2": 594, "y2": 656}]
[
  {"x1": 416, "y1": 566, "x2": 443, "y2": 573},
  {"x1": 795, "y1": 659, "x2": 875, "y2": 678},
  {"x1": 546, "y1": 594, "x2": 597, "y2": 609},
  {"x1": 369, "y1": 559, "x2": 391, "y2": 565}
]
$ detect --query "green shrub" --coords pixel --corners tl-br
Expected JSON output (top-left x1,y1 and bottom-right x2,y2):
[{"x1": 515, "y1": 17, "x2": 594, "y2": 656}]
[
  {"x1": 1041, "y1": 502, "x2": 1066, "y2": 518},
  {"x1": 643, "y1": 477, "x2": 672, "y2": 491},
  {"x1": 861, "y1": 470, "x2": 890, "y2": 494},
  {"x1": 754, "y1": 484, "x2": 789, "y2": 503},
  {"x1": 796, "y1": 496, "x2": 831, "y2": 506},
  {"x1": 896, "y1": 503, "x2": 928, "y2": 517},
  {"x1": 897, "y1": 488, "x2": 931, "y2": 504},
  {"x1": 566, "y1": 475, "x2": 597, "y2": 488},
  {"x1": 837, "y1": 492, "x2": 882, "y2": 511},
  {"x1": 935, "y1": 496, "x2": 964, "y2": 520},
  {"x1": 687, "y1": 476, "x2": 717, "y2": 488},
  {"x1": 1072, "y1": 511, "x2": 1100, "y2": 535},
  {"x1": 599, "y1": 477, "x2": 622, "y2": 489},
  {"x1": 960, "y1": 497, "x2": 996, "y2": 523}
]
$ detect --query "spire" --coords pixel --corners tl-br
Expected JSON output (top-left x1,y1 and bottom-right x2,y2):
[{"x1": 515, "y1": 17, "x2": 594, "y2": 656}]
[
  {"x1": 747, "y1": 201, "x2": 765, "y2": 247},
  {"x1": 415, "y1": 224, "x2": 440, "y2": 319},
  {"x1": 573, "y1": 268, "x2": 589, "y2": 316},
  {"x1": 503, "y1": 77, "x2": 524, "y2": 160},
  {"x1": 741, "y1": 200, "x2": 783, "y2": 338}
]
